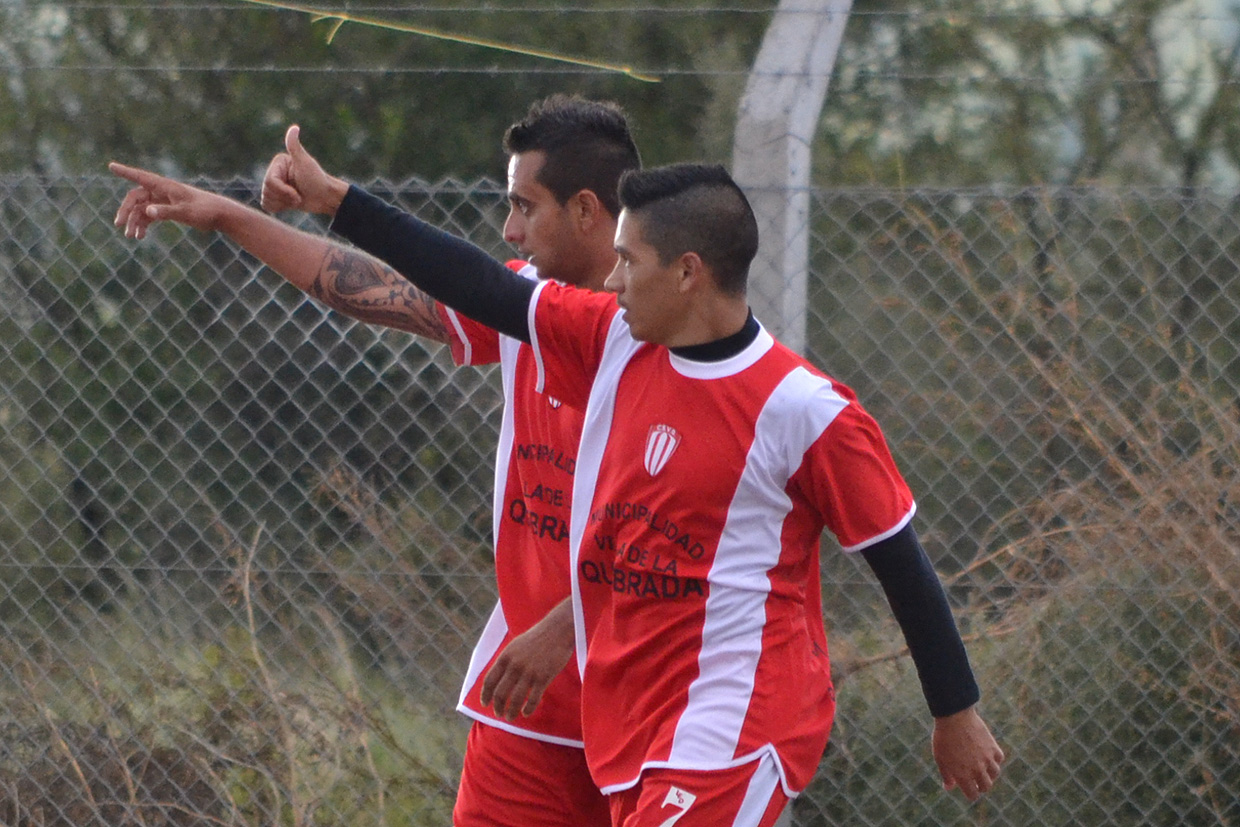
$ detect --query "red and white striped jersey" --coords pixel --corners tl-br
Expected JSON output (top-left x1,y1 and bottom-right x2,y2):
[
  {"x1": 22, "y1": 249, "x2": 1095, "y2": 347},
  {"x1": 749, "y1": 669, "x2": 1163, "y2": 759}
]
[
  {"x1": 441, "y1": 262, "x2": 590, "y2": 746},
  {"x1": 527, "y1": 280, "x2": 916, "y2": 795}
]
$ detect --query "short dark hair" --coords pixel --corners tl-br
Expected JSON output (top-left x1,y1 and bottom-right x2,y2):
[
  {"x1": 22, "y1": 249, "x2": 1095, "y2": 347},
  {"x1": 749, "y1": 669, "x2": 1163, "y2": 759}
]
[
  {"x1": 502, "y1": 94, "x2": 641, "y2": 217},
  {"x1": 617, "y1": 163, "x2": 759, "y2": 296}
]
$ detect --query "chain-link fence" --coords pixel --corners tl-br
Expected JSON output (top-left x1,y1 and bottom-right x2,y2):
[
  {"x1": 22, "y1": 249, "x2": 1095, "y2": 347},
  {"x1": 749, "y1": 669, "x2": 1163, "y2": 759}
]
[{"x1": 1, "y1": 174, "x2": 1237, "y2": 826}]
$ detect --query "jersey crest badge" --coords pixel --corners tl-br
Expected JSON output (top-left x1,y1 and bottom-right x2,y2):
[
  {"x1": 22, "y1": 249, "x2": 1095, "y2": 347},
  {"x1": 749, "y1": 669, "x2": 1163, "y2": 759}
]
[
  {"x1": 644, "y1": 424, "x2": 681, "y2": 476},
  {"x1": 547, "y1": 395, "x2": 563, "y2": 409}
]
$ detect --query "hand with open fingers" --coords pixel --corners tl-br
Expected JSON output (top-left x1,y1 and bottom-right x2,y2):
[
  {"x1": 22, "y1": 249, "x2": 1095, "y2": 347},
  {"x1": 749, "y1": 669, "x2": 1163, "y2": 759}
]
[
  {"x1": 932, "y1": 705, "x2": 1005, "y2": 802},
  {"x1": 260, "y1": 125, "x2": 349, "y2": 217},
  {"x1": 478, "y1": 600, "x2": 574, "y2": 721},
  {"x1": 109, "y1": 162, "x2": 230, "y2": 239}
]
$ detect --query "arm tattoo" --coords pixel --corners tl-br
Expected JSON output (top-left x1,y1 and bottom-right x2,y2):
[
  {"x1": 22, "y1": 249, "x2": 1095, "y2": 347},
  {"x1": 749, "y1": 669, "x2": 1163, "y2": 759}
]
[{"x1": 312, "y1": 246, "x2": 449, "y2": 343}]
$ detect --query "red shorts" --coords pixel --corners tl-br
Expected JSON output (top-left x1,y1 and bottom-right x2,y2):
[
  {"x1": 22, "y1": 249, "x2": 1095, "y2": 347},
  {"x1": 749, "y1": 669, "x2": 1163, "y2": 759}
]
[
  {"x1": 453, "y1": 721, "x2": 610, "y2": 827},
  {"x1": 608, "y1": 752, "x2": 790, "y2": 827}
]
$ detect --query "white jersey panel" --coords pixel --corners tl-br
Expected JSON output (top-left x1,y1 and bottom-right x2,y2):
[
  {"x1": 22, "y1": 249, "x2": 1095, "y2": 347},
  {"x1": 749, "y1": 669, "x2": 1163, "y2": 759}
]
[
  {"x1": 669, "y1": 366, "x2": 850, "y2": 765},
  {"x1": 565, "y1": 309, "x2": 643, "y2": 674}
]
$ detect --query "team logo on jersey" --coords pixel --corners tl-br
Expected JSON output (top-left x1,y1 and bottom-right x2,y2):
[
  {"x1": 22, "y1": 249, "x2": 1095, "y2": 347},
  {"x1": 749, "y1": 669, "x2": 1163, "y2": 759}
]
[
  {"x1": 547, "y1": 395, "x2": 562, "y2": 409},
  {"x1": 644, "y1": 424, "x2": 681, "y2": 476}
]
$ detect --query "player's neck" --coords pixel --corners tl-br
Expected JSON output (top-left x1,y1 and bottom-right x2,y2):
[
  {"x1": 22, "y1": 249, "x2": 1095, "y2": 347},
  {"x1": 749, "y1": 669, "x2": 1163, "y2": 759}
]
[
  {"x1": 579, "y1": 269, "x2": 611, "y2": 293},
  {"x1": 576, "y1": 231, "x2": 622, "y2": 292},
  {"x1": 668, "y1": 308, "x2": 758, "y2": 362}
]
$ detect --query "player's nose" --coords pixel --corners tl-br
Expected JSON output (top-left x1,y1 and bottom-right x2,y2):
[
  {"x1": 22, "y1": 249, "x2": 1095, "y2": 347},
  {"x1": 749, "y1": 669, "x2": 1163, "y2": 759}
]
[
  {"x1": 603, "y1": 263, "x2": 623, "y2": 295},
  {"x1": 503, "y1": 209, "x2": 524, "y2": 246}
]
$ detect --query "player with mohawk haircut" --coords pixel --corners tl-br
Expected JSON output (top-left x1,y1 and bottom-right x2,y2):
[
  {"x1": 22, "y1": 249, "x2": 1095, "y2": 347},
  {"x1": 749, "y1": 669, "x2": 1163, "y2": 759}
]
[{"x1": 111, "y1": 94, "x2": 641, "y2": 827}]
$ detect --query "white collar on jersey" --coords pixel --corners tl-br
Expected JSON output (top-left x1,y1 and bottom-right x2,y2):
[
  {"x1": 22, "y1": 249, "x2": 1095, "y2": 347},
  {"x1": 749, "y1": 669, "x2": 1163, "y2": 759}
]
[{"x1": 666, "y1": 324, "x2": 775, "y2": 380}]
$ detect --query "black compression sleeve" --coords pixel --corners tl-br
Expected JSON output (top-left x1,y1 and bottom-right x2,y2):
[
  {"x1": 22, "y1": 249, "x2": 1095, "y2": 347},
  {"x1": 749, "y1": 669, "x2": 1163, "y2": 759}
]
[
  {"x1": 330, "y1": 184, "x2": 534, "y2": 342},
  {"x1": 860, "y1": 524, "x2": 981, "y2": 717}
]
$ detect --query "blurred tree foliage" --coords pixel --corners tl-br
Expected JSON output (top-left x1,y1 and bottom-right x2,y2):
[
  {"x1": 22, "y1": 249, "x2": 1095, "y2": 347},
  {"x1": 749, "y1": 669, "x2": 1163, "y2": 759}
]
[
  {"x1": 0, "y1": 0, "x2": 766, "y2": 178},
  {"x1": 8, "y1": 0, "x2": 1240, "y2": 187},
  {"x1": 823, "y1": 0, "x2": 1240, "y2": 188}
]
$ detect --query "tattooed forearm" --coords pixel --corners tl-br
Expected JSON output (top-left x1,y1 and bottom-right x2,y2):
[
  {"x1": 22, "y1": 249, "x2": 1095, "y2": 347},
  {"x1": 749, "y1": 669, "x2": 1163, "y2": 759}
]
[{"x1": 313, "y1": 247, "x2": 449, "y2": 342}]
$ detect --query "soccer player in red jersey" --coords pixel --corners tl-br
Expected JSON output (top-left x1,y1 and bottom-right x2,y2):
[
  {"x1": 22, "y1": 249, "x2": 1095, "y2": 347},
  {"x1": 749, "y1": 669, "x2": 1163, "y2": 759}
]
[
  {"x1": 111, "y1": 95, "x2": 638, "y2": 827},
  {"x1": 314, "y1": 162, "x2": 1006, "y2": 825}
]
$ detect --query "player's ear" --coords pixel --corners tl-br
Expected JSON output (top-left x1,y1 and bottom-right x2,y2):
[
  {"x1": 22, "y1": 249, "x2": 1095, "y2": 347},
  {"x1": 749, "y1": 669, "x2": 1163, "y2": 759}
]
[
  {"x1": 570, "y1": 189, "x2": 604, "y2": 231},
  {"x1": 677, "y1": 252, "x2": 706, "y2": 294}
]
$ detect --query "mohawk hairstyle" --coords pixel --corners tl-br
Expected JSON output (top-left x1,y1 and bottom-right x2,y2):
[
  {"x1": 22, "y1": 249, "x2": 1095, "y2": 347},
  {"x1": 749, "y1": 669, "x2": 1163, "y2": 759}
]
[
  {"x1": 503, "y1": 94, "x2": 641, "y2": 218},
  {"x1": 617, "y1": 163, "x2": 759, "y2": 296}
]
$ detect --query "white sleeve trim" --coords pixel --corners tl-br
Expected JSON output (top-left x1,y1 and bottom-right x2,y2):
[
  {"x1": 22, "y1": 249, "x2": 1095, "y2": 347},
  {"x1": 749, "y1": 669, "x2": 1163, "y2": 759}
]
[
  {"x1": 840, "y1": 502, "x2": 917, "y2": 553},
  {"x1": 442, "y1": 307, "x2": 473, "y2": 365},
  {"x1": 528, "y1": 279, "x2": 551, "y2": 393}
]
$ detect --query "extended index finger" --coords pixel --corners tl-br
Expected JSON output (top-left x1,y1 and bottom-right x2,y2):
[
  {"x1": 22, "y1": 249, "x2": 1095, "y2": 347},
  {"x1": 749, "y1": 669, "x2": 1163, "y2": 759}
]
[{"x1": 108, "y1": 161, "x2": 166, "y2": 189}]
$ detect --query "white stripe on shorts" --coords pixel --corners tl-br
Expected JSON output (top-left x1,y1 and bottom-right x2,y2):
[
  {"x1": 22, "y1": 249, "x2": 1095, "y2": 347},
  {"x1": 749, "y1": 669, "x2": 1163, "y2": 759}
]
[{"x1": 732, "y1": 752, "x2": 784, "y2": 827}]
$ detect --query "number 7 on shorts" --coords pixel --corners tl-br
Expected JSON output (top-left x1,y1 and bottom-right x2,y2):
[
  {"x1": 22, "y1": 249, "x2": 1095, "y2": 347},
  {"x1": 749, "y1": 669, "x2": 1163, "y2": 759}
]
[{"x1": 658, "y1": 786, "x2": 697, "y2": 827}]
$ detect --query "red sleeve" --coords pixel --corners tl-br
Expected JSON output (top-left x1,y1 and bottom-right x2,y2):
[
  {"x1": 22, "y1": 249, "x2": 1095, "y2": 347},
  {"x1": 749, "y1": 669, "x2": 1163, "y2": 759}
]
[
  {"x1": 439, "y1": 305, "x2": 500, "y2": 365},
  {"x1": 528, "y1": 281, "x2": 623, "y2": 410},
  {"x1": 437, "y1": 260, "x2": 530, "y2": 366},
  {"x1": 799, "y1": 401, "x2": 916, "y2": 551}
]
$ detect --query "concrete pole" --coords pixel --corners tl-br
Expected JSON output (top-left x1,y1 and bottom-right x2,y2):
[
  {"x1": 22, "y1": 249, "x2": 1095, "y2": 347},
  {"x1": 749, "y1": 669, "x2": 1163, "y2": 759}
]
[
  {"x1": 733, "y1": 9, "x2": 852, "y2": 821},
  {"x1": 732, "y1": 0, "x2": 852, "y2": 355}
]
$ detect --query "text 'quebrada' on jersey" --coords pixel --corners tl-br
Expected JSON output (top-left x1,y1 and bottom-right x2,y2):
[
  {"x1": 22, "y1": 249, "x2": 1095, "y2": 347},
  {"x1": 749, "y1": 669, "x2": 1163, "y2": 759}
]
[{"x1": 527, "y1": 280, "x2": 916, "y2": 796}]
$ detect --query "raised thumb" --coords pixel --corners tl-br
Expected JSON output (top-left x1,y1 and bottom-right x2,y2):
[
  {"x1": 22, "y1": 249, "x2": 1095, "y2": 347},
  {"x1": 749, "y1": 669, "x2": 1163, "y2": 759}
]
[{"x1": 285, "y1": 124, "x2": 305, "y2": 158}]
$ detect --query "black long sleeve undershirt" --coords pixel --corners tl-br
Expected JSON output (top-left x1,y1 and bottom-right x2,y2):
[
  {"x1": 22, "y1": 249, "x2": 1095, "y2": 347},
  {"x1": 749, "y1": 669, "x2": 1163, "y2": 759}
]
[
  {"x1": 332, "y1": 184, "x2": 536, "y2": 341},
  {"x1": 861, "y1": 525, "x2": 980, "y2": 717},
  {"x1": 332, "y1": 182, "x2": 980, "y2": 718}
]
